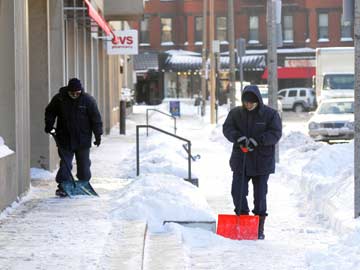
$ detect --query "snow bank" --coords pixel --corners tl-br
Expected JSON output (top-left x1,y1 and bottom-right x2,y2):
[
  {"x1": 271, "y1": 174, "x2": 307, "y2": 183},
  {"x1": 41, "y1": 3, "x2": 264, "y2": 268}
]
[
  {"x1": 0, "y1": 136, "x2": 14, "y2": 158},
  {"x1": 111, "y1": 174, "x2": 215, "y2": 232},
  {"x1": 300, "y1": 141, "x2": 356, "y2": 233},
  {"x1": 118, "y1": 132, "x2": 198, "y2": 180}
]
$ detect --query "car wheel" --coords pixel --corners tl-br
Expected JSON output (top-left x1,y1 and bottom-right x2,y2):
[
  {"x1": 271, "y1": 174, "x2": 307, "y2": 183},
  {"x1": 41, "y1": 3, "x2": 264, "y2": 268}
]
[{"x1": 293, "y1": 104, "x2": 304, "y2": 113}]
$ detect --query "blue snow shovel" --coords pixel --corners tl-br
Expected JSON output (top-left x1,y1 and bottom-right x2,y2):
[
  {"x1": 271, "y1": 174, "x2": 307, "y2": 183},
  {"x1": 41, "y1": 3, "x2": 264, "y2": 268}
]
[
  {"x1": 50, "y1": 132, "x2": 98, "y2": 197},
  {"x1": 217, "y1": 147, "x2": 259, "y2": 240}
]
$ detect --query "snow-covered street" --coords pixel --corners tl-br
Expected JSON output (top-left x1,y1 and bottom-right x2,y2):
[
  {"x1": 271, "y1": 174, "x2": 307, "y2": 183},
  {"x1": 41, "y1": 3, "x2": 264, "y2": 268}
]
[{"x1": 1, "y1": 102, "x2": 360, "y2": 269}]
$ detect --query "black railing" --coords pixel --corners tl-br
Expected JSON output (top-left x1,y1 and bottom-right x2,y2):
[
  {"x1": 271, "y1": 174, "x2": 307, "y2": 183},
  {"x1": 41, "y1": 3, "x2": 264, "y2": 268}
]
[
  {"x1": 136, "y1": 125, "x2": 198, "y2": 186},
  {"x1": 146, "y1": 109, "x2": 177, "y2": 136}
]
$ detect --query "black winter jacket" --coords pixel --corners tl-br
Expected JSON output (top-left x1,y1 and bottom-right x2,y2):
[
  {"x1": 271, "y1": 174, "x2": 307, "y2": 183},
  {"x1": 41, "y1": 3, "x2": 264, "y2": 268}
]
[
  {"x1": 223, "y1": 86, "x2": 282, "y2": 176},
  {"x1": 45, "y1": 87, "x2": 103, "y2": 150}
]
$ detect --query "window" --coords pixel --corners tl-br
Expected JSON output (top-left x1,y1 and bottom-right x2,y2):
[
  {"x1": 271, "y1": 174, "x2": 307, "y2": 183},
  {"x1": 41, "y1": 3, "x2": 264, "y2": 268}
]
[
  {"x1": 341, "y1": 13, "x2": 353, "y2": 40},
  {"x1": 283, "y1": 15, "x2": 293, "y2": 42},
  {"x1": 278, "y1": 91, "x2": 286, "y2": 97},
  {"x1": 161, "y1": 18, "x2": 173, "y2": 44},
  {"x1": 195, "y1": 17, "x2": 203, "y2": 43},
  {"x1": 216, "y1": 17, "x2": 227, "y2": 42},
  {"x1": 299, "y1": 90, "x2": 306, "y2": 97},
  {"x1": 288, "y1": 90, "x2": 297, "y2": 97},
  {"x1": 249, "y1": 16, "x2": 259, "y2": 43},
  {"x1": 139, "y1": 18, "x2": 149, "y2": 44},
  {"x1": 318, "y1": 13, "x2": 329, "y2": 40}
]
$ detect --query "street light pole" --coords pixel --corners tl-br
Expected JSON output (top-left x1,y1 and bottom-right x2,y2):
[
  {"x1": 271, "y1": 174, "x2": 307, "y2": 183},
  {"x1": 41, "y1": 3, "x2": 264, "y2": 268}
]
[
  {"x1": 201, "y1": 0, "x2": 208, "y2": 116},
  {"x1": 354, "y1": 0, "x2": 360, "y2": 218},
  {"x1": 228, "y1": 0, "x2": 236, "y2": 109},
  {"x1": 209, "y1": 0, "x2": 216, "y2": 124},
  {"x1": 267, "y1": 0, "x2": 279, "y2": 162}
]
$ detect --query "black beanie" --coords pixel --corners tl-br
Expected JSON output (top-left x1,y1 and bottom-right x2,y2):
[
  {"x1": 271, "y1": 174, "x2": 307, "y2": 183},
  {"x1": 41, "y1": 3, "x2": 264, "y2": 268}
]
[
  {"x1": 242, "y1": 91, "x2": 258, "y2": 103},
  {"x1": 67, "y1": 78, "x2": 83, "y2": 92}
]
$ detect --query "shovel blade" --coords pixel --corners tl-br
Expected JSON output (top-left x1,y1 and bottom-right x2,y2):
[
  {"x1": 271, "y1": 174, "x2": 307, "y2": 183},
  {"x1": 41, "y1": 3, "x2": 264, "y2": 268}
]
[
  {"x1": 216, "y1": 214, "x2": 259, "y2": 240},
  {"x1": 59, "y1": 180, "x2": 98, "y2": 197}
]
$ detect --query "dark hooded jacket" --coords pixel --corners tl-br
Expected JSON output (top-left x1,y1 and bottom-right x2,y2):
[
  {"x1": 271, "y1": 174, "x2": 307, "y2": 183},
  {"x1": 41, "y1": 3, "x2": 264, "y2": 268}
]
[
  {"x1": 223, "y1": 85, "x2": 282, "y2": 176},
  {"x1": 45, "y1": 86, "x2": 103, "y2": 151}
]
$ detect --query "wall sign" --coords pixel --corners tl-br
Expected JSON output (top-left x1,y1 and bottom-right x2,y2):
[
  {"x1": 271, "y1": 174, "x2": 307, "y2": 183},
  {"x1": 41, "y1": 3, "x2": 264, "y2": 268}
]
[{"x1": 107, "y1": 30, "x2": 138, "y2": 55}]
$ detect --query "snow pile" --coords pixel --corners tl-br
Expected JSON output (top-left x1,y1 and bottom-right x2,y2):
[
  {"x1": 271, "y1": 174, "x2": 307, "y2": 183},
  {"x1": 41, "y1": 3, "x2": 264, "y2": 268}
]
[
  {"x1": 30, "y1": 168, "x2": 56, "y2": 180},
  {"x1": 118, "y1": 133, "x2": 198, "y2": 179},
  {"x1": 300, "y1": 141, "x2": 355, "y2": 233},
  {"x1": 111, "y1": 174, "x2": 215, "y2": 232},
  {"x1": 280, "y1": 131, "x2": 320, "y2": 152},
  {"x1": 0, "y1": 136, "x2": 14, "y2": 158}
]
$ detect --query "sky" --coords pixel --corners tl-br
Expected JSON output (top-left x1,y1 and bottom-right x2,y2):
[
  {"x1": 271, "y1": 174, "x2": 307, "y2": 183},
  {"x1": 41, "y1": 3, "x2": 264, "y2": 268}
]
[{"x1": 1, "y1": 101, "x2": 360, "y2": 269}]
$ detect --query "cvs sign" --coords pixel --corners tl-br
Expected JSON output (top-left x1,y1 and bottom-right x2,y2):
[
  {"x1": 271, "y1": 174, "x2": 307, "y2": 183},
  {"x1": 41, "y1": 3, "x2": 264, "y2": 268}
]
[{"x1": 107, "y1": 30, "x2": 138, "y2": 55}]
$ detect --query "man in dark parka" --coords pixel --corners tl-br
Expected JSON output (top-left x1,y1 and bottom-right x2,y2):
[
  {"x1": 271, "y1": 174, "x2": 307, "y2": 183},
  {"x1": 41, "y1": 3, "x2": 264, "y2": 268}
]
[
  {"x1": 223, "y1": 85, "x2": 282, "y2": 239},
  {"x1": 44, "y1": 78, "x2": 103, "y2": 197}
]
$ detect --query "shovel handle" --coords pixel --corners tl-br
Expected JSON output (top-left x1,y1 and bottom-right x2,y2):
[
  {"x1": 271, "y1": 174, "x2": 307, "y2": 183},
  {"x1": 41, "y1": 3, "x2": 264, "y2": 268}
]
[{"x1": 50, "y1": 132, "x2": 76, "y2": 186}]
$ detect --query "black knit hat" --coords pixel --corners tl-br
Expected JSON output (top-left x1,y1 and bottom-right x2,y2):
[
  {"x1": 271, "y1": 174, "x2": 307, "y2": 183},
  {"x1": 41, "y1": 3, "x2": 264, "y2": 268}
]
[
  {"x1": 242, "y1": 91, "x2": 258, "y2": 103},
  {"x1": 67, "y1": 78, "x2": 83, "y2": 92}
]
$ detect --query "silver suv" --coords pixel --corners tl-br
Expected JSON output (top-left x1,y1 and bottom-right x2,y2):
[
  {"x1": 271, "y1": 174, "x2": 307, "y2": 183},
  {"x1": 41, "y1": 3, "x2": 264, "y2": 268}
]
[{"x1": 278, "y1": 88, "x2": 316, "y2": 112}]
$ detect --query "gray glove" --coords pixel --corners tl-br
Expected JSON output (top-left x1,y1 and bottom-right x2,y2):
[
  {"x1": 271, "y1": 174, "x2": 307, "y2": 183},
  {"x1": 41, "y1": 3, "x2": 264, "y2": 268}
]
[{"x1": 247, "y1": 137, "x2": 258, "y2": 152}]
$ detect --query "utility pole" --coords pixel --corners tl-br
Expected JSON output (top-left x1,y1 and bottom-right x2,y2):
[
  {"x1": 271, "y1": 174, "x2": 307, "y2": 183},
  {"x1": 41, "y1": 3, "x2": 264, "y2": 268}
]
[
  {"x1": 267, "y1": 0, "x2": 279, "y2": 162},
  {"x1": 354, "y1": 0, "x2": 360, "y2": 218},
  {"x1": 201, "y1": 0, "x2": 208, "y2": 116},
  {"x1": 228, "y1": 0, "x2": 236, "y2": 108},
  {"x1": 209, "y1": 0, "x2": 216, "y2": 124}
]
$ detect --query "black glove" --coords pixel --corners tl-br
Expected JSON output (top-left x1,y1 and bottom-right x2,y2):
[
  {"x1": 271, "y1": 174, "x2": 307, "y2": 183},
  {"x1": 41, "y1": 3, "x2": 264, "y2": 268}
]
[
  {"x1": 247, "y1": 137, "x2": 258, "y2": 152},
  {"x1": 93, "y1": 136, "x2": 101, "y2": 147}
]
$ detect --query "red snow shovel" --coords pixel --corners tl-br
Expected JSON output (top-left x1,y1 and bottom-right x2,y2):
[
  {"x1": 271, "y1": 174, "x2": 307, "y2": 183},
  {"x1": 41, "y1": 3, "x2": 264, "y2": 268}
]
[{"x1": 216, "y1": 147, "x2": 259, "y2": 240}]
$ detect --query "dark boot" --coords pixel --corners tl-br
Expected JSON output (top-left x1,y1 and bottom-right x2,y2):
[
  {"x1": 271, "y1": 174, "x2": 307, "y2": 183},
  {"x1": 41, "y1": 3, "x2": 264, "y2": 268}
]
[{"x1": 258, "y1": 216, "x2": 266, "y2": 240}]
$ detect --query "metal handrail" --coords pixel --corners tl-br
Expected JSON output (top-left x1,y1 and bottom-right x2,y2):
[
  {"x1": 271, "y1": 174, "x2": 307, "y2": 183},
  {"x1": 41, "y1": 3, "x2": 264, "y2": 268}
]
[
  {"x1": 136, "y1": 125, "x2": 198, "y2": 186},
  {"x1": 146, "y1": 109, "x2": 177, "y2": 136}
]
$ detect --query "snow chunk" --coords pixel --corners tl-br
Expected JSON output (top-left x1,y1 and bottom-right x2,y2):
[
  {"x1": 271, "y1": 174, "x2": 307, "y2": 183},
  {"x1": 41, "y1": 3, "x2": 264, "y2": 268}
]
[
  {"x1": 30, "y1": 168, "x2": 56, "y2": 180},
  {"x1": 111, "y1": 174, "x2": 215, "y2": 232},
  {"x1": 0, "y1": 136, "x2": 14, "y2": 158}
]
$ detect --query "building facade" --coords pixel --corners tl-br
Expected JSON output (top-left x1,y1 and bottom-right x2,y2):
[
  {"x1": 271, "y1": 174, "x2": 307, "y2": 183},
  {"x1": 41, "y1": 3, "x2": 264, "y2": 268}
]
[
  {"x1": 135, "y1": 0, "x2": 353, "y2": 52},
  {"x1": 132, "y1": 0, "x2": 353, "y2": 101},
  {"x1": 0, "y1": 0, "x2": 143, "y2": 211}
]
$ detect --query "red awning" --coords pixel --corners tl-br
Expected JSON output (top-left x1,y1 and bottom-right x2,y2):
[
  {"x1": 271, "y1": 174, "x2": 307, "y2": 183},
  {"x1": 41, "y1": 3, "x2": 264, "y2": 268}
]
[
  {"x1": 261, "y1": 67, "x2": 315, "y2": 80},
  {"x1": 83, "y1": 0, "x2": 119, "y2": 44}
]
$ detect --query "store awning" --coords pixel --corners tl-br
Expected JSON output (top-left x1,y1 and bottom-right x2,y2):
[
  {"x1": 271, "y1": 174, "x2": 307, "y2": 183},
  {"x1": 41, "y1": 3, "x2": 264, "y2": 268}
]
[
  {"x1": 261, "y1": 66, "x2": 315, "y2": 79},
  {"x1": 83, "y1": 0, "x2": 119, "y2": 44},
  {"x1": 134, "y1": 52, "x2": 159, "y2": 72}
]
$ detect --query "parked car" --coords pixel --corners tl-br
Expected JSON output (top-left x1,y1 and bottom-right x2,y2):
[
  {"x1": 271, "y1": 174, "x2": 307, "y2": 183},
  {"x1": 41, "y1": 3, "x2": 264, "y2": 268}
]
[
  {"x1": 278, "y1": 87, "x2": 316, "y2": 112},
  {"x1": 307, "y1": 98, "x2": 354, "y2": 142}
]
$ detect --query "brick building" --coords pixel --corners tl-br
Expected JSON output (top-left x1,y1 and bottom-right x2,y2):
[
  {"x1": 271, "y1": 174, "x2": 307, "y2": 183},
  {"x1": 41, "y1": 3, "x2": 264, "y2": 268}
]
[{"x1": 132, "y1": 0, "x2": 354, "y2": 103}]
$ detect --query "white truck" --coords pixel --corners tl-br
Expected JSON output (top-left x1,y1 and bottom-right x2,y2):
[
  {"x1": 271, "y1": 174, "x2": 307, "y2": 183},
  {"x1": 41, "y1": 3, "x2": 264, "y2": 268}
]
[{"x1": 315, "y1": 47, "x2": 354, "y2": 102}]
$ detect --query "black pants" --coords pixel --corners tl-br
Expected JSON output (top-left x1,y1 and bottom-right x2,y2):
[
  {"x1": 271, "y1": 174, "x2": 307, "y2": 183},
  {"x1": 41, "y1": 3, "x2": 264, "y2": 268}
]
[
  {"x1": 56, "y1": 148, "x2": 91, "y2": 183},
  {"x1": 231, "y1": 172, "x2": 269, "y2": 216}
]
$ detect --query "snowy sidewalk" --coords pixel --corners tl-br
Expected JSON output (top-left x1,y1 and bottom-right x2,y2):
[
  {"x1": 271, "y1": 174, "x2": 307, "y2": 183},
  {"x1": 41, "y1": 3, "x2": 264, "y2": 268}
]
[
  {"x1": 1, "y1": 104, "x2": 360, "y2": 270},
  {"x1": 0, "y1": 179, "x2": 147, "y2": 270}
]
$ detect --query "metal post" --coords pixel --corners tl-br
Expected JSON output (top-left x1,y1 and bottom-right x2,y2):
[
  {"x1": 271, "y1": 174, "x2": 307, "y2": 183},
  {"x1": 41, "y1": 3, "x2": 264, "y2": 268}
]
[
  {"x1": 209, "y1": 0, "x2": 216, "y2": 124},
  {"x1": 267, "y1": 0, "x2": 279, "y2": 163},
  {"x1": 136, "y1": 126, "x2": 140, "y2": 176},
  {"x1": 228, "y1": 0, "x2": 236, "y2": 108},
  {"x1": 146, "y1": 109, "x2": 149, "y2": 136},
  {"x1": 201, "y1": 0, "x2": 208, "y2": 116},
  {"x1": 354, "y1": 0, "x2": 360, "y2": 218},
  {"x1": 188, "y1": 142, "x2": 192, "y2": 182},
  {"x1": 120, "y1": 100, "x2": 126, "y2": 135}
]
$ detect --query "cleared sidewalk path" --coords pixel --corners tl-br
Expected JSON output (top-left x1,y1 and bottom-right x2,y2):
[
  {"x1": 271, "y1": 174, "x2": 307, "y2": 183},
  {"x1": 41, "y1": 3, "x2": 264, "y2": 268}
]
[{"x1": 0, "y1": 179, "x2": 147, "y2": 270}]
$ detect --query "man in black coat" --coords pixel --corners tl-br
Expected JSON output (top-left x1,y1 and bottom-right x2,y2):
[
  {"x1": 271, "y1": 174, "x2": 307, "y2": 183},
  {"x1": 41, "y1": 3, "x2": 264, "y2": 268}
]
[
  {"x1": 223, "y1": 85, "x2": 282, "y2": 239},
  {"x1": 44, "y1": 78, "x2": 103, "y2": 197}
]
